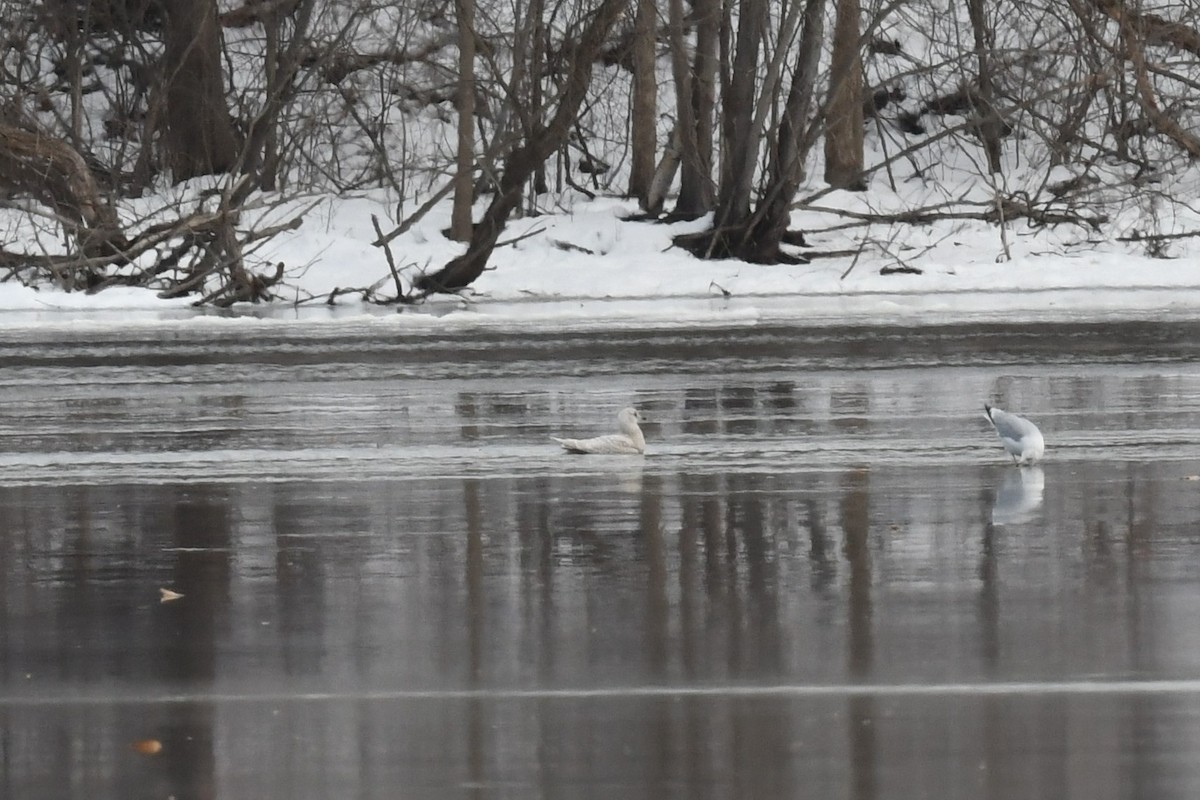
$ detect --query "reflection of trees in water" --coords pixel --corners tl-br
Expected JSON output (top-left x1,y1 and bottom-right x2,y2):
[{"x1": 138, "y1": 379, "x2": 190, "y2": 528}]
[
  {"x1": 682, "y1": 383, "x2": 813, "y2": 438},
  {"x1": 456, "y1": 391, "x2": 559, "y2": 441},
  {"x1": 840, "y1": 468, "x2": 872, "y2": 680},
  {"x1": 831, "y1": 385, "x2": 871, "y2": 434},
  {"x1": 806, "y1": 495, "x2": 838, "y2": 594},
  {"x1": 450, "y1": 374, "x2": 938, "y2": 447},
  {"x1": 841, "y1": 467, "x2": 877, "y2": 800},
  {"x1": 641, "y1": 472, "x2": 668, "y2": 672},
  {"x1": 718, "y1": 386, "x2": 759, "y2": 436},
  {"x1": 8, "y1": 364, "x2": 1200, "y2": 798}
]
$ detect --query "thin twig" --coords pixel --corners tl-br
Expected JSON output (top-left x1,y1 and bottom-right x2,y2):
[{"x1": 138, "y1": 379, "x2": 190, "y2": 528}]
[{"x1": 370, "y1": 213, "x2": 404, "y2": 298}]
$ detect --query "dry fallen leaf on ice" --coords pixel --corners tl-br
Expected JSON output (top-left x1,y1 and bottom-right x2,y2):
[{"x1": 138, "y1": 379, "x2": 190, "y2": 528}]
[
  {"x1": 159, "y1": 588, "x2": 184, "y2": 603},
  {"x1": 131, "y1": 739, "x2": 162, "y2": 755}
]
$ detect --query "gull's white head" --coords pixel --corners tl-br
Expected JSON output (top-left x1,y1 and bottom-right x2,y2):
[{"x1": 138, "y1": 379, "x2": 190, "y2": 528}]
[{"x1": 617, "y1": 407, "x2": 646, "y2": 449}]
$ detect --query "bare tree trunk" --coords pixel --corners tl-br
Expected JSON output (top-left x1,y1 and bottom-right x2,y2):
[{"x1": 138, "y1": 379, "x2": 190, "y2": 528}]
[
  {"x1": 646, "y1": 125, "x2": 682, "y2": 215},
  {"x1": 967, "y1": 0, "x2": 1002, "y2": 173},
  {"x1": 415, "y1": 0, "x2": 631, "y2": 295},
  {"x1": 451, "y1": 0, "x2": 477, "y2": 241},
  {"x1": 628, "y1": 0, "x2": 657, "y2": 209},
  {"x1": 823, "y1": 0, "x2": 864, "y2": 190},
  {"x1": 674, "y1": 0, "x2": 820, "y2": 263},
  {"x1": 529, "y1": 0, "x2": 549, "y2": 196},
  {"x1": 690, "y1": 0, "x2": 718, "y2": 211},
  {"x1": 714, "y1": 0, "x2": 767, "y2": 227},
  {"x1": 259, "y1": 7, "x2": 281, "y2": 190},
  {"x1": 748, "y1": 0, "x2": 826, "y2": 259},
  {"x1": 669, "y1": 0, "x2": 716, "y2": 217},
  {"x1": 161, "y1": 0, "x2": 239, "y2": 181},
  {"x1": 666, "y1": 0, "x2": 697, "y2": 214}
]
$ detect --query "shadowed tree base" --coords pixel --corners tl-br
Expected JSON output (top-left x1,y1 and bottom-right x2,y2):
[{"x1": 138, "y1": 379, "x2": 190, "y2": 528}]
[{"x1": 673, "y1": 226, "x2": 809, "y2": 265}]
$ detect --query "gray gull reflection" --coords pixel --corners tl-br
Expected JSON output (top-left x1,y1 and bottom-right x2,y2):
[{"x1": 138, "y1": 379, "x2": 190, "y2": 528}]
[
  {"x1": 991, "y1": 466, "x2": 1044, "y2": 525},
  {"x1": 552, "y1": 407, "x2": 646, "y2": 454},
  {"x1": 984, "y1": 404, "x2": 1045, "y2": 465}
]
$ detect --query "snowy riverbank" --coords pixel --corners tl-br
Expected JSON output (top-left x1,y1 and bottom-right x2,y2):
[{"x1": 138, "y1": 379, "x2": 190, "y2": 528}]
[{"x1": 3, "y1": 192, "x2": 1200, "y2": 332}]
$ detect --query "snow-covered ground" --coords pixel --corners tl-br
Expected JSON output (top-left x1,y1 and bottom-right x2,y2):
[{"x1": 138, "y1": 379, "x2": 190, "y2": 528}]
[{"x1": 3, "y1": 187, "x2": 1199, "y2": 332}]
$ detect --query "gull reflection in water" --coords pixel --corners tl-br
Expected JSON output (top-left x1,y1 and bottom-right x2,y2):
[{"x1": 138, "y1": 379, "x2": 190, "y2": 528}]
[
  {"x1": 991, "y1": 466, "x2": 1045, "y2": 525},
  {"x1": 617, "y1": 460, "x2": 645, "y2": 495}
]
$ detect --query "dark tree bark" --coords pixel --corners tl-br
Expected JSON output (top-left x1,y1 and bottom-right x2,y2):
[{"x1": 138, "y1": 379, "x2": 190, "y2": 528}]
[
  {"x1": 744, "y1": 0, "x2": 826, "y2": 260},
  {"x1": 668, "y1": 0, "x2": 717, "y2": 217},
  {"x1": 528, "y1": 0, "x2": 549, "y2": 195},
  {"x1": 628, "y1": 0, "x2": 657, "y2": 209},
  {"x1": 967, "y1": 0, "x2": 1002, "y2": 173},
  {"x1": 161, "y1": 0, "x2": 239, "y2": 181},
  {"x1": 415, "y1": 0, "x2": 631, "y2": 295},
  {"x1": 824, "y1": 0, "x2": 864, "y2": 189},
  {"x1": 666, "y1": 0, "x2": 695, "y2": 211},
  {"x1": 714, "y1": 0, "x2": 767, "y2": 227},
  {"x1": 688, "y1": 0, "x2": 718, "y2": 212},
  {"x1": 451, "y1": 0, "x2": 477, "y2": 241},
  {"x1": 259, "y1": 11, "x2": 281, "y2": 190},
  {"x1": 674, "y1": 0, "x2": 823, "y2": 263},
  {"x1": 645, "y1": 125, "x2": 682, "y2": 215}
]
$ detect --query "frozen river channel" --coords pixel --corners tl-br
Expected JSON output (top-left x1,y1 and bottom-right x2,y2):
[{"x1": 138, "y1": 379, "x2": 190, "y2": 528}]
[{"x1": 2, "y1": 317, "x2": 1200, "y2": 799}]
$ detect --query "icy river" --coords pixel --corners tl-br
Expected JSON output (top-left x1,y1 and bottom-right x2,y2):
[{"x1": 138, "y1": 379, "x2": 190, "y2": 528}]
[{"x1": 2, "y1": 316, "x2": 1200, "y2": 799}]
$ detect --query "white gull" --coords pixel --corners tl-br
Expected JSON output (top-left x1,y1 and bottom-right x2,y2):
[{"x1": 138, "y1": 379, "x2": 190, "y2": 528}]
[
  {"x1": 552, "y1": 407, "x2": 646, "y2": 455},
  {"x1": 984, "y1": 404, "x2": 1045, "y2": 465}
]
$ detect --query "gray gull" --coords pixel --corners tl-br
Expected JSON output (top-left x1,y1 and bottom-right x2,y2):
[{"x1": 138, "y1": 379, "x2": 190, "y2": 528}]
[{"x1": 984, "y1": 404, "x2": 1044, "y2": 465}]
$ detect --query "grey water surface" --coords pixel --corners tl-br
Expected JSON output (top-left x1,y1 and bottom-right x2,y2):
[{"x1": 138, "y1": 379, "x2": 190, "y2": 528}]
[{"x1": 2, "y1": 318, "x2": 1200, "y2": 799}]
